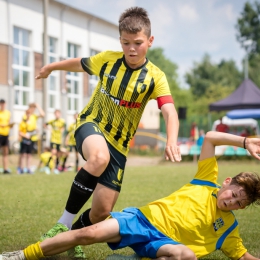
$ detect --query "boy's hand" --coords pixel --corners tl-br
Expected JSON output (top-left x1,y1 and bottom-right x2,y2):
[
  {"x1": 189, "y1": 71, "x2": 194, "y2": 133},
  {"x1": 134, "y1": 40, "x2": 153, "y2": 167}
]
[
  {"x1": 246, "y1": 138, "x2": 260, "y2": 160},
  {"x1": 165, "y1": 144, "x2": 181, "y2": 162},
  {"x1": 35, "y1": 65, "x2": 52, "y2": 79}
]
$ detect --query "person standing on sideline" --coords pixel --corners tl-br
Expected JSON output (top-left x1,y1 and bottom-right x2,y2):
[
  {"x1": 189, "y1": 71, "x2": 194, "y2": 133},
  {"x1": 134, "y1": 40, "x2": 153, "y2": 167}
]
[
  {"x1": 17, "y1": 103, "x2": 45, "y2": 174},
  {"x1": 0, "y1": 99, "x2": 13, "y2": 174},
  {"x1": 45, "y1": 109, "x2": 66, "y2": 172},
  {"x1": 35, "y1": 6, "x2": 181, "y2": 258},
  {"x1": 64, "y1": 112, "x2": 79, "y2": 172}
]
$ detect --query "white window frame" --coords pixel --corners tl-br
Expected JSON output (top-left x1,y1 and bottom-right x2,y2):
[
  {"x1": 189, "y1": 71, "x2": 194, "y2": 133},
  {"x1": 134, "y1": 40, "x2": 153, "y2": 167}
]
[
  {"x1": 66, "y1": 42, "x2": 82, "y2": 113},
  {"x1": 89, "y1": 49, "x2": 100, "y2": 96},
  {"x1": 48, "y1": 36, "x2": 60, "y2": 111},
  {"x1": 12, "y1": 26, "x2": 33, "y2": 108}
]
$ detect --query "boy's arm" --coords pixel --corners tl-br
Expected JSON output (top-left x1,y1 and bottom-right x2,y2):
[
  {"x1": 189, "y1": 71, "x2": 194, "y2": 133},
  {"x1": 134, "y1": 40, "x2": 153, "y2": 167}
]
[
  {"x1": 35, "y1": 58, "x2": 84, "y2": 79},
  {"x1": 35, "y1": 103, "x2": 45, "y2": 118},
  {"x1": 200, "y1": 131, "x2": 260, "y2": 161},
  {"x1": 239, "y1": 252, "x2": 260, "y2": 260},
  {"x1": 161, "y1": 103, "x2": 181, "y2": 162}
]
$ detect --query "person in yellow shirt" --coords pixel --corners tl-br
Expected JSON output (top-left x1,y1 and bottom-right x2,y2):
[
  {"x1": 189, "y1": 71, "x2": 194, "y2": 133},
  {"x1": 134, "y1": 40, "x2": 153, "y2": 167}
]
[
  {"x1": 2, "y1": 131, "x2": 260, "y2": 260},
  {"x1": 0, "y1": 99, "x2": 13, "y2": 174},
  {"x1": 37, "y1": 147, "x2": 56, "y2": 175},
  {"x1": 17, "y1": 103, "x2": 45, "y2": 174},
  {"x1": 63, "y1": 112, "x2": 79, "y2": 172},
  {"x1": 45, "y1": 109, "x2": 66, "y2": 171}
]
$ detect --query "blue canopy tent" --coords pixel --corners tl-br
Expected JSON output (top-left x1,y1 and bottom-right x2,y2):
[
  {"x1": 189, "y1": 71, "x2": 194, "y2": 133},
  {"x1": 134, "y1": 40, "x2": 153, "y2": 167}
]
[{"x1": 226, "y1": 109, "x2": 260, "y2": 119}]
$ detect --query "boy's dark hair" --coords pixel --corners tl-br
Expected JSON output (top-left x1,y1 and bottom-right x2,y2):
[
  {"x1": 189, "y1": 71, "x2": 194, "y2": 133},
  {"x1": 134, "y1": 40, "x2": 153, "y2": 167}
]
[
  {"x1": 0, "y1": 99, "x2": 6, "y2": 104},
  {"x1": 231, "y1": 172, "x2": 260, "y2": 206},
  {"x1": 119, "y1": 7, "x2": 151, "y2": 37}
]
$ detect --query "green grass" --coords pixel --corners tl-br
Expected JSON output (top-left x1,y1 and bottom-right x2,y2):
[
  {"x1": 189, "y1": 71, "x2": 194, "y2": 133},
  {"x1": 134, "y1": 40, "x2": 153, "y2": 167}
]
[{"x1": 1, "y1": 159, "x2": 260, "y2": 259}]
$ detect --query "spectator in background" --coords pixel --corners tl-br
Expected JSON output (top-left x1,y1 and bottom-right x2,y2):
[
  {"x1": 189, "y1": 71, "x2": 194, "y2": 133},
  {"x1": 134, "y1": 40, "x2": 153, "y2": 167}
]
[
  {"x1": 216, "y1": 117, "x2": 229, "y2": 133},
  {"x1": 18, "y1": 109, "x2": 35, "y2": 174},
  {"x1": 17, "y1": 103, "x2": 45, "y2": 174},
  {"x1": 0, "y1": 99, "x2": 14, "y2": 174},
  {"x1": 190, "y1": 122, "x2": 198, "y2": 142},
  {"x1": 45, "y1": 109, "x2": 66, "y2": 172},
  {"x1": 197, "y1": 129, "x2": 205, "y2": 147},
  {"x1": 240, "y1": 128, "x2": 250, "y2": 137}
]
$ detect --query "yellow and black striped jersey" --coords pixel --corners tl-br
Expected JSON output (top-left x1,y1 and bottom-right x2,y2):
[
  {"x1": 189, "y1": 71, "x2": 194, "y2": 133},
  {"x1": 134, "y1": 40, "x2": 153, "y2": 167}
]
[
  {"x1": 67, "y1": 122, "x2": 76, "y2": 146},
  {"x1": 78, "y1": 51, "x2": 171, "y2": 156},
  {"x1": 46, "y1": 118, "x2": 65, "y2": 145}
]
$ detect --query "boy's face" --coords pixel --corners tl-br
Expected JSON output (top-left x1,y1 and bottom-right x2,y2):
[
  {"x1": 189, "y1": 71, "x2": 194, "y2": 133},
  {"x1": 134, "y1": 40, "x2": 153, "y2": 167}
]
[
  {"x1": 120, "y1": 29, "x2": 154, "y2": 69},
  {"x1": 217, "y1": 177, "x2": 249, "y2": 211},
  {"x1": 55, "y1": 111, "x2": 60, "y2": 118},
  {"x1": 0, "y1": 102, "x2": 6, "y2": 110}
]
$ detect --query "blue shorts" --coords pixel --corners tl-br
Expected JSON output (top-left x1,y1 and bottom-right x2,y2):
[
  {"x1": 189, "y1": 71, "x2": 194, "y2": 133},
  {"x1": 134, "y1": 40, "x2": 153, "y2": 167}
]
[{"x1": 108, "y1": 207, "x2": 180, "y2": 258}]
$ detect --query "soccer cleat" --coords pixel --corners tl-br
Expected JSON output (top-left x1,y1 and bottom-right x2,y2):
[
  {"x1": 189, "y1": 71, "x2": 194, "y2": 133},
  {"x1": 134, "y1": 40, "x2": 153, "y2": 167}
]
[
  {"x1": 17, "y1": 168, "x2": 23, "y2": 174},
  {"x1": 0, "y1": 250, "x2": 25, "y2": 260},
  {"x1": 44, "y1": 167, "x2": 51, "y2": 175},
  {"x1": 3, "y1": 169, "x2": 11, "y2": 174},
  {"x1": 67, "y1": 245, "x2": 86, "y2": 259},
  {"x1": 105, "y1": 254, "x2": 151, "y2": 260},
  {"x1": 40, "y1": 223, "x2": 69, "y2": 241},
  {"x1": 53, "y1": 169, "x2": 60, "y2": 175}
]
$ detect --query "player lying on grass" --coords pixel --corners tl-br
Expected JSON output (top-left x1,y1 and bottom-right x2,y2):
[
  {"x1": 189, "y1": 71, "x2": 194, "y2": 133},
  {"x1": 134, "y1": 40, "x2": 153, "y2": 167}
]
[{"x1": 1, "y1": 131, "x2": 260, "y2": 260}]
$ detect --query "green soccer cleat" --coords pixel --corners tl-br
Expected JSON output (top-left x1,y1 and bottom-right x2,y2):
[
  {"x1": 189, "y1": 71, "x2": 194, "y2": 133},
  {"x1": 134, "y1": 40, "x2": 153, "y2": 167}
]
[
  {"x1": 40, "y1": 222, "x2": 69, "y2": 241},
  {"x1": 0, "y1": 250, "x2": 25, "y2": 260},
  {"x1": 67, "y1": 245, "x2": 86, "y2": 259}
]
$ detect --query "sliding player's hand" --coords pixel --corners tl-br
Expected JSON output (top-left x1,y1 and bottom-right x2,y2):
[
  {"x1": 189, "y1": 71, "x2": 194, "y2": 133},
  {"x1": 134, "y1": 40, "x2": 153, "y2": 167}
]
[
  {"x1": 246, "y1": 138, "x2": 260, "y2": 160},
  {"x1": 165, "y1": 144, "x2": 181, "y2": 162}
]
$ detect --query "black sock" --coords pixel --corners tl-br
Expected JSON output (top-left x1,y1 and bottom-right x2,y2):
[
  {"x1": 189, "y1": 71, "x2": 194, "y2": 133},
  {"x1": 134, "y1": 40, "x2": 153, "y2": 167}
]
[
  {"x1": 65, "y1": 168, "x2": 99, "y2": 214},
  {"x1": 71, "y1": 208, "x2": 92, "y2": 230},
  {"x1": 75, "y1": 158, "x2": 79, "y2": 172},
  {"x1": 62, "y1": 156, "x2": 68, "y2": 169},
  {"x1": 56, "y1": 157, "x2": 59, "y2": 168}
]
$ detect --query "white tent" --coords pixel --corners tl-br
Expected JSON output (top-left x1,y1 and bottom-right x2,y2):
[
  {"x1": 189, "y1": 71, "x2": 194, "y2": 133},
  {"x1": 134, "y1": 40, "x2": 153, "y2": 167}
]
[{"x1": 212, "y1": 116, "x2": 259, "y2": 135}]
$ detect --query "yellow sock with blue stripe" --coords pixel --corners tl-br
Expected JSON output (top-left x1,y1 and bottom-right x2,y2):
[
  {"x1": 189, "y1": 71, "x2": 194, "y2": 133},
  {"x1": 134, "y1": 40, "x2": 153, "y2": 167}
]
[{"x1": 24, "y1": 242, "x2": 44, "y2": 260}]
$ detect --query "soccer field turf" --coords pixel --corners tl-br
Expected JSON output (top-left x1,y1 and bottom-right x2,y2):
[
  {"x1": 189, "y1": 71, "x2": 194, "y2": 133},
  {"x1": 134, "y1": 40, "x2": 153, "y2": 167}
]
[{"x1": 1, "y1": 160, "x2": 260, "y2": 259}]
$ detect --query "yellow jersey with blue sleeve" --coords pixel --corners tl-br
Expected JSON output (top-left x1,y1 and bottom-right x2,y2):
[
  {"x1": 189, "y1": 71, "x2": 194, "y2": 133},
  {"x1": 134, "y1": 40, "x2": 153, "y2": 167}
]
[
  {"x1": 46, "y1": 118, "x2": 65, "y2": 145},
  {"x1": 139, "y1": 157, "x2": 247, "y2": 260},
  {"x1": 67, "y1": 122, "x2": 76, "y2": 146},
  {"x1": 0, "y1": 110, "x2": 11, "y2": 136},
  {"x1": 78, "y1": 51, "x2": 172, "y2": 156}
]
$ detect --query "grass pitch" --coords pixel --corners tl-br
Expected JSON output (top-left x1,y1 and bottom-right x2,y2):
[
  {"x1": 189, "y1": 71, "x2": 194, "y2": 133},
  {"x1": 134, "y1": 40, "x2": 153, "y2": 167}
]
[{"x1": 1, "y1": 158, "x2": 260, "y2": 259}]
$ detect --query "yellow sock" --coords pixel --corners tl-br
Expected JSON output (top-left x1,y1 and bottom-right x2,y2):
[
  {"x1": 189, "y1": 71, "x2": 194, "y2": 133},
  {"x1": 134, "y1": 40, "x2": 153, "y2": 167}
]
[{"x1": 24, "y1": 242, "x2": 44, "y2": 260}]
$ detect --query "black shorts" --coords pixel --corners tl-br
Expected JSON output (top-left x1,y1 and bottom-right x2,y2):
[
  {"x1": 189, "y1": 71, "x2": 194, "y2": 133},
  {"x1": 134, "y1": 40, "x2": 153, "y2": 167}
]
[
  {"x1": 20, "y1": 141, "x2": 33, "y2": 154},
  {"x1": 0, "y1": 135, "x2": 9, "y2": 147},
  {"x1": 75, "y1": 122, "x2": 126, "y2": 192},
  {"x1": 66, "y1": 145, "x2": 77, "y2": 152},
  {"x1": 50, "y1": 142, "x2": 61, "y2": 151}
]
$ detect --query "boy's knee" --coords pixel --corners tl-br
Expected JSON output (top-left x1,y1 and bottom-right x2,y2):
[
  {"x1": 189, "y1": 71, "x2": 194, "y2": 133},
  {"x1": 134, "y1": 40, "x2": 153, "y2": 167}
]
[
  {"x1": 88, "y1": 152, "x2": 109, "y2": 170},
  {"x1": 75, "y1": 226, "x2": 97, "y2": 244},
  {"x1": 168, "y1": 246, "x2": 196, "y2": 260}
]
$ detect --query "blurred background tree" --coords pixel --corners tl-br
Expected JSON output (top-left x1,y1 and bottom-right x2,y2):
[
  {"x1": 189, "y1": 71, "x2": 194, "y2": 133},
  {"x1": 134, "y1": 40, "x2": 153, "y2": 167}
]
[{"x1": 236, "y1": 1, "x2": 260, "y2": 86}]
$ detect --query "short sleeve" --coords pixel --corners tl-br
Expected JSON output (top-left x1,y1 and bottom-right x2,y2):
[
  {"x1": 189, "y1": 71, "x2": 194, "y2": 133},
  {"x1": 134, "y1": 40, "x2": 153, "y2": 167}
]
[
  {"x1": 193, "y1": 157, "x2": 218, "y2": 183},
  {"x1": 221, "y1": 226, "x2": 247, "y2": 260},
  {"x1": 81, "y1": 51, "x2": 106, "y2": 76},
  {"x1": 150, "y1": 71, "x2": 171, "y2": 99}
]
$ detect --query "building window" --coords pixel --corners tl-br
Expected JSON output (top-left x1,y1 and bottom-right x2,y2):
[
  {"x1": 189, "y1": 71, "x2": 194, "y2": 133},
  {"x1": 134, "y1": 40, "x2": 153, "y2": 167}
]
[
  {"x1": 13, "y1": 27, "x2": 32, "y2": 106},
  {"x1": 66, "y1": 43, "x2": 81, "y2": 112},
  {"x1": 89, "y1": 49, "x2": 100, "y2": 96},
  {"x1": 48, "y1": 37, "x2": 59, "y2": 110}
]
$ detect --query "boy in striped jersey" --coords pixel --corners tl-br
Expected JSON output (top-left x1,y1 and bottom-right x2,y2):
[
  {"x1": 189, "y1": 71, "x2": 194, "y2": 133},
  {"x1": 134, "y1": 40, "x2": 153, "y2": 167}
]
[{"x1": 34, "y1": 6, "x2": 181, "y2": 258}]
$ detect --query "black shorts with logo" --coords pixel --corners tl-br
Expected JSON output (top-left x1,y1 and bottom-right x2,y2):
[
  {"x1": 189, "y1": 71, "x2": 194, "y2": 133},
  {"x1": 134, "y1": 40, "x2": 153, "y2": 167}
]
[
  {"x1": 0, "y1": 135, "x2": 9, "y2": 147},
  {"x1": 75, "y1": 122, "x2": 126, "y2": 192}
]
